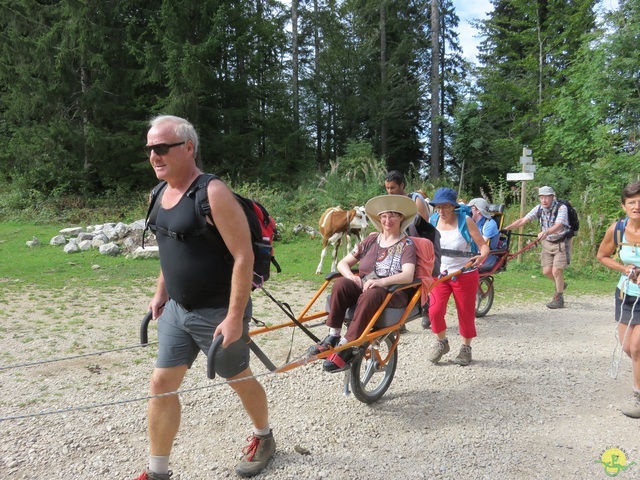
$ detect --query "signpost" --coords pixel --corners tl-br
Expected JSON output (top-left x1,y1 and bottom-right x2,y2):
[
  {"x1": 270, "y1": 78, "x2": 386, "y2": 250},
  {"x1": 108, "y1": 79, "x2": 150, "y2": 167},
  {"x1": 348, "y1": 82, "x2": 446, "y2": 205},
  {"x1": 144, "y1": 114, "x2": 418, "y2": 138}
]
[
  {"x1": 506, "y1": 172, "x2": 534, "y2": 181},
  {"x1": 507, "y1": 148, "x2": 534, "y2": 260}
]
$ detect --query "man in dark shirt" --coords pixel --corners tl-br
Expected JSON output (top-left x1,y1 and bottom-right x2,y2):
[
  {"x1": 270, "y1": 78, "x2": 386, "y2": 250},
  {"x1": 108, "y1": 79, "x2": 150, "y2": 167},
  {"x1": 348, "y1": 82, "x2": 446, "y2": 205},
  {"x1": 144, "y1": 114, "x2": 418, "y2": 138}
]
[
  {"x1": 384, "y1": 170, "x2": 440, "y2": 329},
  {"x1": 133, "y1": 115, "x2": 274, "y2": 480}
]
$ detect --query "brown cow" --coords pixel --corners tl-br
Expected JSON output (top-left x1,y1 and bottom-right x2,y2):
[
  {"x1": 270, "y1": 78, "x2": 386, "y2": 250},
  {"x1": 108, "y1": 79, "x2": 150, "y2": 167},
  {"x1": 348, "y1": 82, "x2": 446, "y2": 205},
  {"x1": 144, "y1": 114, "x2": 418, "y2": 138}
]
[{"x1": 315, "y1": 206, "x2": 368, "y2": 274}]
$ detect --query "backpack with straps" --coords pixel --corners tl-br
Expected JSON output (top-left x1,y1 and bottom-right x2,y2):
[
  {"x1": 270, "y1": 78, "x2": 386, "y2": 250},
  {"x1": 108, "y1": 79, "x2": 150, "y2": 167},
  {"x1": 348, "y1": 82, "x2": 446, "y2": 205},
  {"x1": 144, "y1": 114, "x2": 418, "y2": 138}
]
[
  {"x1": 613, "y1": 217, "x2": 628, "y2": 248},
  {"x1": 429, "y1": 206, "x2": 479, "y2": 254},
  {"x1": 401, "y1": 192, "x2": 440, "y2": 276},
  {"x1": 144, "y1": 173, "x2": 281, "y2": 288},
  {"x1": 537, "y1": 199, "x2": 579, "y2": 239}
]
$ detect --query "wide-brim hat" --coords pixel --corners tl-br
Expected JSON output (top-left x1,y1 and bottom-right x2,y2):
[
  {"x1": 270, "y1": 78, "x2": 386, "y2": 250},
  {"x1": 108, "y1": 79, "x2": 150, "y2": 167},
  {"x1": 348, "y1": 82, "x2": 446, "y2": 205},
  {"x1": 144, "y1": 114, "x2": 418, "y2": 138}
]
[
  {"x1": 429, "y1": 187, "x2": 459, "y2": 207},
  {"x1": 468, "y1": 198, "x2": 492, "y2": 219},
  {"x1": 365, "y1": 195, "x2": 418, "y2": 233}
]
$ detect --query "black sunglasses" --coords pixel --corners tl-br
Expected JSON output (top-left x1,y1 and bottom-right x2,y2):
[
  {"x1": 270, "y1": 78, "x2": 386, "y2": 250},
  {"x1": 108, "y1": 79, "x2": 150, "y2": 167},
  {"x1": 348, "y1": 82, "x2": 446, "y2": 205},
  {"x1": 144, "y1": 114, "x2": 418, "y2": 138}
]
[{"x1": 144, "y1": 141, "x2": 185, "y2": 156}]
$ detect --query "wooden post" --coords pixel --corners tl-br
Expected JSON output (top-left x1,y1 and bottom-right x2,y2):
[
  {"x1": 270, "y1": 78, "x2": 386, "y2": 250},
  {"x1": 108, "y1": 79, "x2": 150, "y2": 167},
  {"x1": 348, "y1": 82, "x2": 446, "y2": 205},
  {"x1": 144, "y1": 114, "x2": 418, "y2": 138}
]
[{"x1": 517, "y1": 147, "x2": 530, "y2": 263}]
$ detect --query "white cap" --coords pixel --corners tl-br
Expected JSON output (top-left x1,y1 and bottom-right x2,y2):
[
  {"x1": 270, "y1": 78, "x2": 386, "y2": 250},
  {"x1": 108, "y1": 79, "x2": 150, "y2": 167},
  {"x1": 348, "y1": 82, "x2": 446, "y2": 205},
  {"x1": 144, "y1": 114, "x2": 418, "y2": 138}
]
[
  {"x1": 538, "y1": 186, "x2": 555, "y2": 196},
  {"x1": 468, "y1": 198, "x2": 492, "y2": 219}
]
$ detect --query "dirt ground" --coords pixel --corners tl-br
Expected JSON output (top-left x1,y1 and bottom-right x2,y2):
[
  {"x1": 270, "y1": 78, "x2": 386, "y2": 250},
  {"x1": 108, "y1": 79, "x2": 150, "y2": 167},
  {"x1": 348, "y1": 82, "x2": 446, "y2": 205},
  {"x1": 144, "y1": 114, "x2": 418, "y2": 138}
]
[{"x1": 0, "y1": 280, "x2": 638, "y2": 479}]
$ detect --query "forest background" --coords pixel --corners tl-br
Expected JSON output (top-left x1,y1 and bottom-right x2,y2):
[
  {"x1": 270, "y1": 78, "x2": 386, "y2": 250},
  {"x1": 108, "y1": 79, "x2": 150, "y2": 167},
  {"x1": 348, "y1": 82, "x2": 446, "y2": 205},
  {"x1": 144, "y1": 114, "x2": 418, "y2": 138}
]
[{"x1": 0, "y1": 0, "x2": 639, "y2": 273}]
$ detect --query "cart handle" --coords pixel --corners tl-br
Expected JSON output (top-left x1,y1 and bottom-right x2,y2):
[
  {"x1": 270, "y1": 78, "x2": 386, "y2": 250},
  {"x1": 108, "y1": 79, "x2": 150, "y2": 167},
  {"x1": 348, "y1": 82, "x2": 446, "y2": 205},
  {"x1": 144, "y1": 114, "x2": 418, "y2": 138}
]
[
  {"x1": 507, "y1": 238, "x2": 541, "y2": 260},
  {"x1": 139, "y1": 311, "x2": 277, "y2": 378},
  {"x1": 140, "y1": 311, "x2": 152, "y2": 345},
  {"x1": 207, "y1": 334, "x2": 277, "y2": 380}
]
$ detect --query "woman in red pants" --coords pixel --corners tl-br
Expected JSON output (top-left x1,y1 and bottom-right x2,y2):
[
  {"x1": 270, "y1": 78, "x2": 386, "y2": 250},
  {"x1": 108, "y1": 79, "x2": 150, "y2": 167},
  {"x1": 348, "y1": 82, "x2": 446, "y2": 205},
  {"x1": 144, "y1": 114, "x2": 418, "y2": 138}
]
[{"x1": 427, "y1": 188, "x2": 489, "y2": 366}]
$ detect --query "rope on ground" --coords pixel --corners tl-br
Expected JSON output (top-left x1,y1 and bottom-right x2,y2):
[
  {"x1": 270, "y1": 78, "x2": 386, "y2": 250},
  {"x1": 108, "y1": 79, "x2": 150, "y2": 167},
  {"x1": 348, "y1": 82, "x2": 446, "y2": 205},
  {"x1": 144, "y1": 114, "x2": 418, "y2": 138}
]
[
  {"x1": 0, "y1": 351, "x2": 316, "y2": 422},
  {"x1": 0, "y1": 366, "x2": 273, "y2": 422},
  {"x1": 611, "y1": 275, "x2": 637, "y2": 379},
  {"x1": 0, "y1": 341, "x2": 158, "y2": 371}
]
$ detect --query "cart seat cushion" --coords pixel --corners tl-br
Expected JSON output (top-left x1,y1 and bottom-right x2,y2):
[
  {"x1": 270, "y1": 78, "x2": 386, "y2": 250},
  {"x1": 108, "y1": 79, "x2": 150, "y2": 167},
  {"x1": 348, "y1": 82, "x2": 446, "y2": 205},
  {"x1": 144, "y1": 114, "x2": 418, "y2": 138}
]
[
  {"x1": 478, "y1": 262, "x2": 495, "y2": 274},
  {"x1": 324, "y1": 296, "x2": 419, "y2": 328}
]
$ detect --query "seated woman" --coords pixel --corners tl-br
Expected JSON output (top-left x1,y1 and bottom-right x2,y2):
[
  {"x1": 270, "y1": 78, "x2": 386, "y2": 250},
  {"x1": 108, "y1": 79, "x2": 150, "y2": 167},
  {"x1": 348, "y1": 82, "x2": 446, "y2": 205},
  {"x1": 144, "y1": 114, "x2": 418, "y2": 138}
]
[
  {"x1": 309, "y1": 195, "x2": 418, "y2": 372},
  {"x1": 468, "y1": 198, "x2": 500, "y2": 271}
]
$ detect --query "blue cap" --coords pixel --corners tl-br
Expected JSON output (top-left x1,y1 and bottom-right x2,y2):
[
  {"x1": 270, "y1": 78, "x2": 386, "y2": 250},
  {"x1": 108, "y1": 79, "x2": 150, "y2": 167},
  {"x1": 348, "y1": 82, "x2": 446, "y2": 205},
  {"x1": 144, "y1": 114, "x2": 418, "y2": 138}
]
[{"x1": 429, "y1": 187, "x2": 459, "y2": 207}]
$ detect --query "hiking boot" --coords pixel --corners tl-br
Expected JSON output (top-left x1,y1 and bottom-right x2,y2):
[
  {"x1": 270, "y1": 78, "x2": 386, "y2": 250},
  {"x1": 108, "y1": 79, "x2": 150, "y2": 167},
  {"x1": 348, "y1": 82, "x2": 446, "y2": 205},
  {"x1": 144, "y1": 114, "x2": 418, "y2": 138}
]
[
  {"x1": 621, "y1": 392, "x2": 640, "y2": 418},
  {"x1": 546, "y1": 293, "x2": 564, "y2": 309},
  {"x1": 452, "y1": 345, "x2": 472, "y2": 366},
  {"x1": 308, "y1": 334, "x2": 340, "y2": 355},
  {"x1": 428, "y1": 339, "x2": 450, "y2": 364},
  {"x1": 132, "y1": 470, "x2": 172, "y2": 480},
  {"x1": 235, "y1": 430, "x2": 276, "y2": 477}
]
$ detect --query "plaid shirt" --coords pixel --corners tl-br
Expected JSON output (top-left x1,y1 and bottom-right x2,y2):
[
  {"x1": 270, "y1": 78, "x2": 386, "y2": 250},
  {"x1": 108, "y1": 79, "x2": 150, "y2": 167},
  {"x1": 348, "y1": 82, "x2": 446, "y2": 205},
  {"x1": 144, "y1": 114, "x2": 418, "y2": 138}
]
[{"x1": 524, "y1": 201, "x2": 570, "y2": 242}]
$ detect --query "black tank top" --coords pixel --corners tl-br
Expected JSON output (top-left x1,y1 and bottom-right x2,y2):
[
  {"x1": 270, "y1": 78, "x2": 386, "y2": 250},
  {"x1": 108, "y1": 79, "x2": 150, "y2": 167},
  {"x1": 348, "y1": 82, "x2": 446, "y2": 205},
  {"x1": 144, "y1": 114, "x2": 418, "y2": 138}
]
[{"x1": 153, "y1": 181, "x2": 233, "y2": 308}]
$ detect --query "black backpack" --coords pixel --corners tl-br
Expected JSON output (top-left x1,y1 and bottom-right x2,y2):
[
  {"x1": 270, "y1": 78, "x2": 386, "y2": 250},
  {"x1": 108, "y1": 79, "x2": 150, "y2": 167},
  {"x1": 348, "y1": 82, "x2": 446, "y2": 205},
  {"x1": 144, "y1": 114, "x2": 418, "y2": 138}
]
[
  {"x1": 144, "y1": 173, "x2": 281, "y2": 288},
  {"x1": 538, "y1": 199, "x2": 580, "y2": 239},
  {"x1": 408, "y1": 216, "x2": 441, "y2": 277}
]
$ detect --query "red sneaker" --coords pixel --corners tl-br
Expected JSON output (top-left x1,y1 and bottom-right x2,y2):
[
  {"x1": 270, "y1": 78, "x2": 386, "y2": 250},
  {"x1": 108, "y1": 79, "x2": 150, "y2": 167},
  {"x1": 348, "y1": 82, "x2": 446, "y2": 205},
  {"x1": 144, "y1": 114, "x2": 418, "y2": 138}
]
[{"x1": 132, "y1": 470, "x2": 172, "y2": 480}]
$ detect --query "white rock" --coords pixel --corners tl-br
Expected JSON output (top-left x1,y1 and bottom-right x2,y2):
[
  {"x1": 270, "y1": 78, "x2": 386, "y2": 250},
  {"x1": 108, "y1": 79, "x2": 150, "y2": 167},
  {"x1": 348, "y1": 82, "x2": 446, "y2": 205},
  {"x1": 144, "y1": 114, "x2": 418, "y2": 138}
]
[
  {"x1": 78, "y1": 240, "x2": 92, "y2": 251},
  {"x1": 77, "y1": 232, "x2": 95, "y2": 242},
  {"x1": 99, "y1": 243, "x2": 120, "y2": 256},
  {"x1": 129, "y1": 246, "x2": 159, "y2": 259},
  {"x1": 26, "y1": 236, "x2": 41, "y2": 247},
  {"x1": 64, "y1": 242, "x2": 80, "y2": 253},
  {"x1": 50, "y1": 234, "x2": 66, "y2": 246},
  {"x1": 59, "y1": 227, "x2": 83, "y2": 236},
  {"x1": 129, "y1": 219, "x2": 146, "y2": 231}
]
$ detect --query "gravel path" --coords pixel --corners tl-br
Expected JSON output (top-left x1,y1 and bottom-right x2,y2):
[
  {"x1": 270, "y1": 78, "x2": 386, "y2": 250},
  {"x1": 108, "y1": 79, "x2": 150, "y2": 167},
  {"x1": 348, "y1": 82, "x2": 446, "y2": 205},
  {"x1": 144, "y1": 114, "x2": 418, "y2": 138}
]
[{"x1": 0, "y1": 281, "x2": 638, "y2": 479}]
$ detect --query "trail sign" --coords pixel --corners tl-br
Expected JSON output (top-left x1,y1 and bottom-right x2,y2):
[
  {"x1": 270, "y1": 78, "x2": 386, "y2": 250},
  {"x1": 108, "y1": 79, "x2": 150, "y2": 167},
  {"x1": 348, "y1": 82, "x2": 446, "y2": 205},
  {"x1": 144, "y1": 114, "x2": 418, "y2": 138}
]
[{"x1": 506, "y1": 172, "x2": 535, "y2": 181}]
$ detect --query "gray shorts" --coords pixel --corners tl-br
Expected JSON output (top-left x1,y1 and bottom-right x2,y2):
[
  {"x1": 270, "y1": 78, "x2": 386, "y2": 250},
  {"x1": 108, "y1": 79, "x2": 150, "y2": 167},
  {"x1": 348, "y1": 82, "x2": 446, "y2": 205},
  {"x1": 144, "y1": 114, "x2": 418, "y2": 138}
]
[{"x1": 156, "y1": 299, "x2": 252, "y2": 378}]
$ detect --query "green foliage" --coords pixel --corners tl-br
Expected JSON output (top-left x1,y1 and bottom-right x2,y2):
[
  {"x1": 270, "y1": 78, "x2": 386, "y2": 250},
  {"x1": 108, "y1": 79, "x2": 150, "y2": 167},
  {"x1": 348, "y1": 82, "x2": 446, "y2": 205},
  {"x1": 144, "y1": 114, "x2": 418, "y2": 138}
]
[
  {"x1": 0, "y1": 176, "x2": 149, "y2": 224},
  {"x1": 463, "y1": 0, "x2": 598, "y2": 188},
  {"x1": 314, "y1": 142, "x2": 388, "y2": 210}
]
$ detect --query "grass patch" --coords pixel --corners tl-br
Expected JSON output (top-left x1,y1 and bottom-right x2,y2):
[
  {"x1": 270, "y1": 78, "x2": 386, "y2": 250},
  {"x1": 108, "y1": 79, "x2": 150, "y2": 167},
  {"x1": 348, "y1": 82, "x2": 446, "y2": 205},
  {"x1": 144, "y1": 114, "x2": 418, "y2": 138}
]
[
  {"x1": 1, "y1": 221, "x2": 160, "y2": 292},
  {"x1": 1, "y1": 221, "x2": 620, "y2": 300}
]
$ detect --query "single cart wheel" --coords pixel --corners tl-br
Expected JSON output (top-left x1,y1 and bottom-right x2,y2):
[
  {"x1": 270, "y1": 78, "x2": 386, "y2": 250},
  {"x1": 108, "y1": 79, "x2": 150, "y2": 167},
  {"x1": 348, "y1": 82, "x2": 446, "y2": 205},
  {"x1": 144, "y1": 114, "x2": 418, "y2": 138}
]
[
  {"x1": 475, "y1": 276, "x2": 495, "y2": 318},
  {"x1": 350, "y1": 332, "x2": 398, "y2": 404}
]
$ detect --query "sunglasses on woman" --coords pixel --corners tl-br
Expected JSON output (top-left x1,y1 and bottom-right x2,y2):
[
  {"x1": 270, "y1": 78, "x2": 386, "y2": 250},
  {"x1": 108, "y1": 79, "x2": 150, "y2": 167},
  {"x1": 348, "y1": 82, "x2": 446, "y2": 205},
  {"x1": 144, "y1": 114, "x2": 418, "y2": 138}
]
[{"x1": 144, "y1": 141, "x2": 185, "y2": 156}]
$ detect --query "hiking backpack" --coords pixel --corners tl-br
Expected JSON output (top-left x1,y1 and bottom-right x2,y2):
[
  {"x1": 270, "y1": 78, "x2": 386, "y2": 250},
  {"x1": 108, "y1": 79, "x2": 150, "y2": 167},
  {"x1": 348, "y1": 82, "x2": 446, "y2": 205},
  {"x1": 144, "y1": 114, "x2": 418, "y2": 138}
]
[
  {"x1": 613, "y1": 217, "x2": 628, "y2": 248},
  {"x1": 144, "y1": 173, "x2": 281, "y2": 288},
  {"x1": 429, "y1": 206, "x2": 479, "y2": 254},
  {"x1": 537, "y1": 199, "x2": 579, "y2": 239},
  {"x1": 406, "y1": 192, "x2": 441, "y2": 276}
]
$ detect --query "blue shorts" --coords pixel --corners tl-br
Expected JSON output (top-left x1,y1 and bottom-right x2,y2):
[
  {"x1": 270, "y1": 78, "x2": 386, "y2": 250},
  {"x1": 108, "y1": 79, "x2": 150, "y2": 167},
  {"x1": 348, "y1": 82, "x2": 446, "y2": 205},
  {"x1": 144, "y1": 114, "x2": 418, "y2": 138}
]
[{"x1": 156, "y1": 299, "x2": 252, "y2": 378}]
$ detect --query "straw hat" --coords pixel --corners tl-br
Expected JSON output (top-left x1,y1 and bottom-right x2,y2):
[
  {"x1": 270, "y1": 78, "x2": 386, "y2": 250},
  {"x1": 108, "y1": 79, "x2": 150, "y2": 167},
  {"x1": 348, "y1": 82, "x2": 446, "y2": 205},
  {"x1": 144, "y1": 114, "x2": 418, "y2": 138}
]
[{"x1": 365, "y1": 195, "x2": 418, "y2": 233}]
